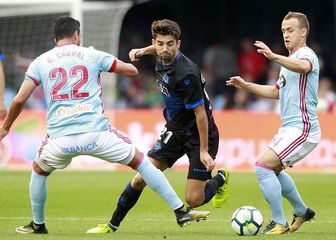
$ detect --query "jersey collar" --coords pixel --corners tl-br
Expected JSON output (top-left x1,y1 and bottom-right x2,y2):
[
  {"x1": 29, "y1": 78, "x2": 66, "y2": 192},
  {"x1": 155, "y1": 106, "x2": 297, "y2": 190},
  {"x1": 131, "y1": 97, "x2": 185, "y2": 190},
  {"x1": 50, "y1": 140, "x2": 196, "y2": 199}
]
[{"x1": 156, "y1": 52, "x2": 182, "y2": 71}]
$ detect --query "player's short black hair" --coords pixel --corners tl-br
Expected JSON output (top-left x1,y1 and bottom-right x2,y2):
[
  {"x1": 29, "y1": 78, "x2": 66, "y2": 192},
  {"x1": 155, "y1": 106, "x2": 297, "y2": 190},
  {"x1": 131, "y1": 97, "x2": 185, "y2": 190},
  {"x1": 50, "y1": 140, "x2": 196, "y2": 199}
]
[
  {"x1": 151, "y1": 19, "x2": 181, "y2": 40},
  {"x1": 53, "y1": 16, "x2": 80, "y2": 41}
]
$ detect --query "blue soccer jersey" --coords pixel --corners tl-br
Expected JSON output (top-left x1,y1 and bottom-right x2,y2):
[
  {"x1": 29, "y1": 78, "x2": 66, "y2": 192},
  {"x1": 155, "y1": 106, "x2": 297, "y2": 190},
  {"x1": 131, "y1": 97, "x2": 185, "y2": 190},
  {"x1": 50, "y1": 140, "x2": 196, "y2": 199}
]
[
  {"x1": 276, "y1": 46, "x2": 320, "y2": 133},
  {"x1": 25, "y1": 44, "x2": 116, "y2": 138}
]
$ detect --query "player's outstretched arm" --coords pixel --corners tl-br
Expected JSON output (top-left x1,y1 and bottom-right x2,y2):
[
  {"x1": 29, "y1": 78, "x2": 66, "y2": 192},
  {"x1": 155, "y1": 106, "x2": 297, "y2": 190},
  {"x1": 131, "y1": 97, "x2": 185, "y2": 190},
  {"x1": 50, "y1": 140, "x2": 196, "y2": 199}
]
[
  {"x1": 0, "y1": 80, "x2": 36, "y2": 141},
  {"x1": 227, "y1": 76, "x2": 279, "y2": 99},
  {"x1": 129, "y1": 45, "x2": 156, "y2": 61},
  {"x1": 113, "y1": 59, "x2": 138, "y2": 77},
  {"x1": 254, "y1": 41, "x2": 311, "y2": 74}
]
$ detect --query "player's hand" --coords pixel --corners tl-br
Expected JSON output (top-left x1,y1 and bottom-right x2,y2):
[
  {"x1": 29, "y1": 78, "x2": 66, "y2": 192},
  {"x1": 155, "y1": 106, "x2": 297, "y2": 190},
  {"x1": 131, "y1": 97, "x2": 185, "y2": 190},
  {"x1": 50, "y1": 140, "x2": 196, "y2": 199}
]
[
  {"x1": 200, "y1": 151, "x2": 215, "y2": 172},
  {"x1": 226, "y1": 76, "x2": 246, "y2": 89},
  {"x1": 0, "y1": 127, "x2": 8, "y2": 141},
  {"x1": 254, "y1": 41, "x2": 275, "y2": 60},
  {"x1": 129, "y1": 48, "x2": 145, "y2": 62}
]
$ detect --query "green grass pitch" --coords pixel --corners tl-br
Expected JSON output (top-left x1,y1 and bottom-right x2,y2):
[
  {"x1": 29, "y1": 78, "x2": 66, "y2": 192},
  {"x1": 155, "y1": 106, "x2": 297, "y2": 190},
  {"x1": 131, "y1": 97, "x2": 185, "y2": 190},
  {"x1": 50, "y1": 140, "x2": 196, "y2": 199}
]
[{"x1": 0, "y1": 170, "x2": 335, "y2": 239}]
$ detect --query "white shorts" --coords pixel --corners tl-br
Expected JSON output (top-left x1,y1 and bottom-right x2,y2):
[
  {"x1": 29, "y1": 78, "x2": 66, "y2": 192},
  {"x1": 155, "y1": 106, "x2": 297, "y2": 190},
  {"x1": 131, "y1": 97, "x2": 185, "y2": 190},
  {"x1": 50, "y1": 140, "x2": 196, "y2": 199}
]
[
  {"x1": 268, "y1": 127, "x2": 321, "y2": 167},
  {"x1": 35, "y1": 127, "x2": 135, "y2": 173}
]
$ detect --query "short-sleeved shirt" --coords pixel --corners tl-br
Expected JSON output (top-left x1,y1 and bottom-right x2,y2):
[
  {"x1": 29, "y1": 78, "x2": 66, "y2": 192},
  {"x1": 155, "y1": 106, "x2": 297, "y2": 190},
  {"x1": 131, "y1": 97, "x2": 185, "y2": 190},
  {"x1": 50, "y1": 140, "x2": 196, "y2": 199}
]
[
  {"x1": 276, "y1": 46, "x2": 320, "y2": 133},
  {"x1": 154, "y1": 52, "x2": 216, "y2": 137},
  {"x1": 25, "y1": 44, "x2": 116, "y2": 138}
]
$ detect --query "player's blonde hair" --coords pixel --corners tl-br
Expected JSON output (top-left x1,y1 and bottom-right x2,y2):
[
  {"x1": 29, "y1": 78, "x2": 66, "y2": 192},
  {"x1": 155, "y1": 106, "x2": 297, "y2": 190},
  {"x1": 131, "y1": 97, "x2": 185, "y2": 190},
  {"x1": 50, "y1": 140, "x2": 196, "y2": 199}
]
[{"x1": 283, "y1": 11, "x2": 310, "y2": 35}]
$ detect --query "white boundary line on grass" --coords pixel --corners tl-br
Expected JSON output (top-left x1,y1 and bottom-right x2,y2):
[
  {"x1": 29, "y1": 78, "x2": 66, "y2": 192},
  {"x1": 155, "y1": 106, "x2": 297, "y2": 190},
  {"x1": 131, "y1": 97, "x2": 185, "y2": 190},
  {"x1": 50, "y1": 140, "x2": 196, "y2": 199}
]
[
  {"x1": 1, "y1": 216, "x2": 335, "y2": 224},
  {"x1": 1, "y1": 216, "x2": 229, "y2": 222}
]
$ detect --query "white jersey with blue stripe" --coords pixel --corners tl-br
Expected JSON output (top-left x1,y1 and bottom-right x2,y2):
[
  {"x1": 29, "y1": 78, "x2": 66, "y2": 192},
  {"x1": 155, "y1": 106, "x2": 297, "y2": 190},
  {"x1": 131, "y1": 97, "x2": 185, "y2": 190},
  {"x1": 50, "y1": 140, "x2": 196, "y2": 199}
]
[
  {"x1": 25, "y1": 44, "x2": 116, "y2": 138},
  {"x1": 276, "y1": 46, "x2": 320, "y2": 133}
]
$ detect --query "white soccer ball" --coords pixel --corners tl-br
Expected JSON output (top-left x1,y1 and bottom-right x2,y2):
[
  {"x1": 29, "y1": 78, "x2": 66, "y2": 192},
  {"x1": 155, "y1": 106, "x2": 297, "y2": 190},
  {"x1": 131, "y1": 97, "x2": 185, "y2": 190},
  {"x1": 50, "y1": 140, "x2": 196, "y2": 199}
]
[{"x1": 231, "y1": 206, "x2": 263, "y2": 236}]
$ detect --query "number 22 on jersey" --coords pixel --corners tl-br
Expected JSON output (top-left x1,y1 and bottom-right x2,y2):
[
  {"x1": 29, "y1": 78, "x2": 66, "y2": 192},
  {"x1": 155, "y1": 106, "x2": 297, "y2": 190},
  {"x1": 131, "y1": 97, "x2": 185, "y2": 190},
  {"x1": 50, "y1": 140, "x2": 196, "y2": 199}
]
[{"x1": 50, "y1": 65, "x2": 89, "y2": 101}]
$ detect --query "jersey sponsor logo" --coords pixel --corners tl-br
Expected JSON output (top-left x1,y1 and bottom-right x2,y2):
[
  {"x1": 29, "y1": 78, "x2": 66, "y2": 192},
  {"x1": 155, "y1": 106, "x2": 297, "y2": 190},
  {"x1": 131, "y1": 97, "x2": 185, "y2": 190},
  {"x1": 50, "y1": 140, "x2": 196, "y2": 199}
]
[
  {"x1": 56, "y1": 103, "x2": 93, "y2": 117},
  {"x1": 62, "y1": 142, "x2": 98, "y2": 154},
  {"x1": 277, "y1": 75, "x2": 286, "y2": 88},
  {"x1": 157, "y1": 81, "x2": 170, "y2": 97}
]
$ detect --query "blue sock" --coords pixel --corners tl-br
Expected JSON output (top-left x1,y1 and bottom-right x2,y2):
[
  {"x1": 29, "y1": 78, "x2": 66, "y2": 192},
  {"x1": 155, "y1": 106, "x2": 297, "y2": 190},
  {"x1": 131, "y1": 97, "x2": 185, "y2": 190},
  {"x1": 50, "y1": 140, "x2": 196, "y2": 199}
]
[
  {"x1": 136, "y1": 157, "x2": 183, "y2": 210},
  {"x1": 277, "y1": 171, "x2": 307, "y2": 216},
  {"x1": 256, "y1": 166, "x2": 286, "y2": 225},
  {"x1": 203, "y1": 174, "x2": 224, "y2": 204},
  {"x1": 29, "y1": 170, "x2": 47, "y2": 224},
  {"x1": 110, "y1": 182, "x2": 142, "y2": 229}
]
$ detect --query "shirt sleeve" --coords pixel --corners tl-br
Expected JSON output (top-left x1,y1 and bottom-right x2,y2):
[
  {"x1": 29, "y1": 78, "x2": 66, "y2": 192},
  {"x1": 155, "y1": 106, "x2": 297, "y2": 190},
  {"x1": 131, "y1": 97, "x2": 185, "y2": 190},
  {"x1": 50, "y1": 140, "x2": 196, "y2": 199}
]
[
  {"x1": 178, "y1": 74, "x2": 204, "y2": 109},
  {"x1": 297, "y1": 48, "x2": 316, "y2": 72},
  {"x1": 25, "y1": 58, "x2": 41, "y2": 86},
  {"x1": 92, "y1": 47, "x2": 117, "y2": 73}
]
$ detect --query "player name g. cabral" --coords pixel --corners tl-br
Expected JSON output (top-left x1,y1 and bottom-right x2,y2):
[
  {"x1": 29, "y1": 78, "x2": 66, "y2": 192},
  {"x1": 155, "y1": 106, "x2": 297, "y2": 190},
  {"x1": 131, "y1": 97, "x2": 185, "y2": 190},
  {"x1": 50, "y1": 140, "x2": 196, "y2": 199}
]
[{"x1": 47, "y1": 50, "x2": 85, "y2": 63}]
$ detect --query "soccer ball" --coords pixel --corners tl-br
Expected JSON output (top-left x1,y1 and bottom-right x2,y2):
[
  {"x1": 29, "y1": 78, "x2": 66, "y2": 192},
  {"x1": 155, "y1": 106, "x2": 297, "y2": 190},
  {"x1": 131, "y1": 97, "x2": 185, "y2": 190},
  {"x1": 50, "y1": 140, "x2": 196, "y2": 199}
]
[{"x1": 231, "y1": 206, "x2": 263, "y2": 236}]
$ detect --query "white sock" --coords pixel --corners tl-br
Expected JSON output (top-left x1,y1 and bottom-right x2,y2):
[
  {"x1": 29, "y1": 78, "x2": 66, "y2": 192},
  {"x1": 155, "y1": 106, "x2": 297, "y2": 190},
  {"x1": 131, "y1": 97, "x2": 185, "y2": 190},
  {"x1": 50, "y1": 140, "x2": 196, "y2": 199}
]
[
  {"x1": 278, "y1": 171, "x2": 307, "y2": 216},
  {"x1": 256, "y1": 166, "x2": 286, "y2": 225},
  {"x1": 30, "y1": 170, "x2": 47, "y2": 224},
  {"x1": 136, "y1": 157, "x2": 183, "y2": 210}
]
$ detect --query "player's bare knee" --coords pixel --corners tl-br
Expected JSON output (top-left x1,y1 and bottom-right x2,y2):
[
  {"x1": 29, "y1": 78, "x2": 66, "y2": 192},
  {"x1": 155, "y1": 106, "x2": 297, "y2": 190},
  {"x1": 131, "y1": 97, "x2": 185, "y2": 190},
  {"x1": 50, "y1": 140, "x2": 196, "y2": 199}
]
[
  {"x1": 131, "y1": 174, "x2": 146, "y2": 190},
  {"x1": 185, "y1": 195, "x2": 203, "y2": 208},
  {"x1": 274, "y1": 164, "x2": 284, "y2": 175},
  {"x1": 33, "y1": 161, "x2": 51, "y2": 176},
  {"x1": 128, "y1": 149, "x2": 145, "y2": 170}
]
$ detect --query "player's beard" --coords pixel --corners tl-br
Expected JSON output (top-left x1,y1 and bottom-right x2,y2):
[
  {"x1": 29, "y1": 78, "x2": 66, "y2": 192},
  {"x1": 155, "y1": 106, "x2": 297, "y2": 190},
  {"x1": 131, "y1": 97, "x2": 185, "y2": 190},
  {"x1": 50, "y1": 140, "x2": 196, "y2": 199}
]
[{"x1": 160, "y1": 53, "x2": 172, "y2": 65}]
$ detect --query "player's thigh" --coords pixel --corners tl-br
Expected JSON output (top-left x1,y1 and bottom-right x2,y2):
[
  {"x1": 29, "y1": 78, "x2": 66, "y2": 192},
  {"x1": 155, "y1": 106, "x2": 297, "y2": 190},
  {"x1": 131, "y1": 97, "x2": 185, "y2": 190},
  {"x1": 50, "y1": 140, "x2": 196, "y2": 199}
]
[
  {"x1": 93, "y1": 128, "x2": 135, "y2": 165},
  {"x1": 148, "y1": 156, "x2": 169, "y2": 171},
  {"x1": 267, "y1": 127, "x2": 320, "y2": 168},
  {"x1": 185, "y1": 135, "x2": 216, "y2": 181},
  {"x1": 256, "y1": 147, "x2": 281, "y2": 169},
  {"x1": 281, "y1": 141, "x2": 318, "y2": 167},
  {"x1": 147, "y1": 125, "x2": 185, "y2": 167},
  {"x1": 36, "y1": 135, "x2": 76, "y2": 173}
]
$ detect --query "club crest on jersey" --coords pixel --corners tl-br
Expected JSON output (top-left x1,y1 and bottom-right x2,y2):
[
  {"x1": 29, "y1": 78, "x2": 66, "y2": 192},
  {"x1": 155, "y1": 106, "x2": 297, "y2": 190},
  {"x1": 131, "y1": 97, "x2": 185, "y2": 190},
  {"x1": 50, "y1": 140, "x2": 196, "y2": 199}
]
[
  {"x1": 277, "y1": 75, "x2": 286, "y2": 88},
  {"x1": 153, "y1": 142, "x2": 162, "y2": 151},
  {"x1": 184, "y1": 79, "x2": 190, "y2": 86},
  {"x1": 157, "y1": 81, "x2": 170, "y2": 97},
  {"x1": 56, "y1": 103, "x2": 93, "y2": 117},
  {"x1": 162, "y1": 73, "x2": 170, "y2": 83}
]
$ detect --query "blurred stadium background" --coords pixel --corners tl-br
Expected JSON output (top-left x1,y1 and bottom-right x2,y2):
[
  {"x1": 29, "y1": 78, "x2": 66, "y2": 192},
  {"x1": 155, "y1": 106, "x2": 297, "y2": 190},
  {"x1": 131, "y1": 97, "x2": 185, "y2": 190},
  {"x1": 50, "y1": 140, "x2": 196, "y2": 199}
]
[{"x1": 0, "y1": 0, "x2": 335, "y2": 171}]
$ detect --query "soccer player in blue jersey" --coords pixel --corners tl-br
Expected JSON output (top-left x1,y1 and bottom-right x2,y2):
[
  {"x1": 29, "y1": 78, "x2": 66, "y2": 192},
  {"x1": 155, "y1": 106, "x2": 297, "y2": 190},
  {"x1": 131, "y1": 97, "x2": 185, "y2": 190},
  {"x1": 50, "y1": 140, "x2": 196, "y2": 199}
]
[
  {"x1": 227, "y1": 12, "x2": 320, "y2": 234},
  {"x1": 87, "y1": 19, "x2": 230, "y2": 234},
  {"x1": 0, "y1": 16, "x2": 209, "y2": 234},
  {"x1": 0, "y1": 49, "x2": 7, "y2": 119}
]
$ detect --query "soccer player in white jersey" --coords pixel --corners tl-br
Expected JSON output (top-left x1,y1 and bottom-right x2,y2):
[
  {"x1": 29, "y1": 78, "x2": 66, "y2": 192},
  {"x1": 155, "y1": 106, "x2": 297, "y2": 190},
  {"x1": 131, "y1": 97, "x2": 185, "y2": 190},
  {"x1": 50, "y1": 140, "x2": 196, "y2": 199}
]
[
  {"x1": 0, "y1": 16, "x2": 209, "y2": 234},
  {"x1": 227, "y1": 12, "x2": 320, "y2": 234}
]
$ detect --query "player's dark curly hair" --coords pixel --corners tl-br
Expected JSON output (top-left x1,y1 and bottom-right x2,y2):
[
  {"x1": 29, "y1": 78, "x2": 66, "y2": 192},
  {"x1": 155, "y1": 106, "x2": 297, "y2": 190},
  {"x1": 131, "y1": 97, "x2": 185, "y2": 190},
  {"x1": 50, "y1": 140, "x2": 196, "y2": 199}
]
[
  {"x1": 284, "y1": 11, "x2": 310, "y2": 35},
  {"x1": 151, "y1": 19, "x2": 181, "y2": 40},
  {"x1": 53, "y1": 16, "x2": 80, "y2": 41}
]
